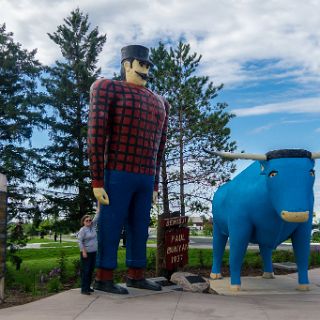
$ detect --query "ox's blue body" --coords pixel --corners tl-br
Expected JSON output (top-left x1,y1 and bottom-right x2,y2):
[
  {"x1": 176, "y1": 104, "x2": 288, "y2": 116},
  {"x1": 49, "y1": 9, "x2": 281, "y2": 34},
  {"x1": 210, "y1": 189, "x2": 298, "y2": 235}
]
[{"x1": 212, "y1": 156, "x2": 315, "y2": 286}]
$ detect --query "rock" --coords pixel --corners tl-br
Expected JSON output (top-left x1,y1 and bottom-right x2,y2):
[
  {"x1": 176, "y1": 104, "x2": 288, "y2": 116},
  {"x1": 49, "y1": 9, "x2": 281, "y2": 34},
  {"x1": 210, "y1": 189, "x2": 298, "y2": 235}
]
[
  {"x1": 170, "y1": 272, "x2": 210, "y2": 293},
  {"x1": 272, "y1": 262, "x2": 297, "y2": 271}
]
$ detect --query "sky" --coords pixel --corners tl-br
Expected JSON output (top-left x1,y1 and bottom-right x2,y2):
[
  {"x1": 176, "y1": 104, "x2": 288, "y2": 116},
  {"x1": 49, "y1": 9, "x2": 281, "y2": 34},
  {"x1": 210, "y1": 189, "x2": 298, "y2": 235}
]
[{"x1": 1, "y1": 0, "x2": 320, "y2": 218}]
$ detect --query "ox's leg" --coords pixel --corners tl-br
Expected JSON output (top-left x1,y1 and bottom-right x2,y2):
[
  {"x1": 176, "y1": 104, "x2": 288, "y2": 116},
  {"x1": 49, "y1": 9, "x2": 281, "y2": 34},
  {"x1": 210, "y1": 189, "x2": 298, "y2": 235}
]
[
  {"x1": 291, "y1": 225, "x2": 311, "y2": 291},
  {"x1": 229, "y1": 225, "x2": 251, "y2": 290},
  {"x1": 210, "y1": 222, "x2": 228, "y2": 280},
  {"x1": 259, "y1": 245, "x2": 275, "y2": 279}
]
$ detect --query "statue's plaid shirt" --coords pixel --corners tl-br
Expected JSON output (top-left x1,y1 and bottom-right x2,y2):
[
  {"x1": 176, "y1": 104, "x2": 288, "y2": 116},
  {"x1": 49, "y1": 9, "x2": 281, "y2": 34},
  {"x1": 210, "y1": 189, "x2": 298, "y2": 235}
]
[{"x1": 88, "y1": 79, "x2": 169, "y2": 191}]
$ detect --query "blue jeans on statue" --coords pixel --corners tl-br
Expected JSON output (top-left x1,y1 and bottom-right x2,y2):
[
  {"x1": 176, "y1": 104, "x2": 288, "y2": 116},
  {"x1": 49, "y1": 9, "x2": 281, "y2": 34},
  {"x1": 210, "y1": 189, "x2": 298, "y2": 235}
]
[
  {"x1": 96, "y1": 170, "x2": 154, "y2": 270},
  {"x1": 80, "y1": 251, "x2": 96, "y2": 292}
]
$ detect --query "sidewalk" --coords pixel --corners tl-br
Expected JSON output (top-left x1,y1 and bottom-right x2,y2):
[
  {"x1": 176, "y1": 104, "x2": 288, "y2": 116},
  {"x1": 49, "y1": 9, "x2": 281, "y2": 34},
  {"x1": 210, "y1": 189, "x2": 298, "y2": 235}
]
[{"x1": 0, "y1": 268, "x2": 320, "y2": 320}]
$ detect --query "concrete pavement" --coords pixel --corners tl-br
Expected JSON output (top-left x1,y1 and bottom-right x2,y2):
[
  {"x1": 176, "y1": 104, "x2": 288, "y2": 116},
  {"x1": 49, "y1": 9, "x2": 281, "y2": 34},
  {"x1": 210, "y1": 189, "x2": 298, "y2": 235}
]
[{"x1": 1, "y1": 268, "x2": 320, "y2": 320}]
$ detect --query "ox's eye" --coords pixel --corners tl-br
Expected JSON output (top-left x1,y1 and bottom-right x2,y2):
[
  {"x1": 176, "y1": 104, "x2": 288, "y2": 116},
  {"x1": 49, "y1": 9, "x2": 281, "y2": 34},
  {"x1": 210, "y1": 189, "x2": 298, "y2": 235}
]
[
  {"x1": 268, "y1": 170, "x2": 278, "y2": 177},
  {"x1": 310, "y1": 169, "x2": 315, "y2": 177}
]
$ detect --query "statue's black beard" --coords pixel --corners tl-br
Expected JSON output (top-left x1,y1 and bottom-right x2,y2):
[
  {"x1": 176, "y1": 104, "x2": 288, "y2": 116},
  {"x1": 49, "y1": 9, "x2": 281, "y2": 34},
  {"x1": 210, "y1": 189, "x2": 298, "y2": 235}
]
[{"x1": 135, "y1": 71, "x2": 153, "y2": 81}]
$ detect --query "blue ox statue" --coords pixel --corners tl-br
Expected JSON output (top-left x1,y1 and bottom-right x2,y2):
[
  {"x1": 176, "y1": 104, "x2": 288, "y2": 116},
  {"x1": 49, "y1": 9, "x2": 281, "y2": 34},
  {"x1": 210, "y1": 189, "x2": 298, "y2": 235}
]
[{"x1": 208, "y1": 149, "x2": 319, "y2": 291}]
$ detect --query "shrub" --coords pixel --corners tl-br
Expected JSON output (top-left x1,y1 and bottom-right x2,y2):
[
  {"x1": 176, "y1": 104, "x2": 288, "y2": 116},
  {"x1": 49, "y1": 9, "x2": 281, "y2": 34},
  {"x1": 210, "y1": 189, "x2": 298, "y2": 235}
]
[
  {"x1": 198, "y1": 250, "x2": 205, "y2": 268},
  {"x1": 23, "y1": 279, "x2": 33, "y2": 293},
  {"x1": 57, "y1": 251, "x2": 67, "y2": 283},
  {"x1": 312, "y1": 233, "x2": 320, "y2": 243},
  {"x1": 48, "y1": 267, "x2": 61, "y2": 278},
  {"x1": 47, "y1": 277, "x2": 62, "y2": 293},
  {"x1": 310, "y1": 247, "x2": 320, "y2": 267},
  {"x1": 147, "y1": 250, "x2": 156, "y2": 269},
  {"x1": 9, "y1": 254, "x2": 23, "y2": 270},
  {"x1": 272, "y1": 250, "x2": 295, "y2": 262},
  {"x1": 72, "y1": 258, "x2": 81, "y2": 277}
]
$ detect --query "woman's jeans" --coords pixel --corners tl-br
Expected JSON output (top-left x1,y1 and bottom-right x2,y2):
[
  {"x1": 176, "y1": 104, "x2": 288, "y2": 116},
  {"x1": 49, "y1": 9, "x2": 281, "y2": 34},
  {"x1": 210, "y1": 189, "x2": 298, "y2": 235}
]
[{"x1": 80, "y1": 251, "x2": 96, "y2": 292}]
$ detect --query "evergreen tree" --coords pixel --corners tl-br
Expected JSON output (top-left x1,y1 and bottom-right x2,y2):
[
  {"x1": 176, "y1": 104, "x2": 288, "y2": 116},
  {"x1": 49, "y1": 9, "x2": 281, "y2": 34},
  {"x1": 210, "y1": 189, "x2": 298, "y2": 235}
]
[
  {"x1": 150, "y1": 41, "x2": 236, "y2": 217},
  {"x1": 39, "y1": 9, "x2": 106, "y2": 230},
  {"x1": 0, "y1": 24, "x2": 44, "y2": 219},
  {"x1": 149, "y1": 42, "x2": 236, "y2": 276}
]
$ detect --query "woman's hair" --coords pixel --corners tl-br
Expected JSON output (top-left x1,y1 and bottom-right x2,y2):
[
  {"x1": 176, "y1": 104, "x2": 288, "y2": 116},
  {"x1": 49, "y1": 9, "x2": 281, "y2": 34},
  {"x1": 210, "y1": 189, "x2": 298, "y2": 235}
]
[{"x1": 81, "y1": 215, "x2": 92, "y2": 226}]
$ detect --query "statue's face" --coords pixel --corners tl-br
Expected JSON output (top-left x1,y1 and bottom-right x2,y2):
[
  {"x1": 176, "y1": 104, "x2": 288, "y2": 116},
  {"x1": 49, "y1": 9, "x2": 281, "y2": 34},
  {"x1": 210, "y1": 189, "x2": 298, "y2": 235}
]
[{"x1": 124, "y1": 59, "x2": 150, "y2": 87}]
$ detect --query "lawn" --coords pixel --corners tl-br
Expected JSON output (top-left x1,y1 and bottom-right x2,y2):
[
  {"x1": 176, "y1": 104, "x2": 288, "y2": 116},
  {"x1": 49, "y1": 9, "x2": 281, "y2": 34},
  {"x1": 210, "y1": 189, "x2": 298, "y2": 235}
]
[{"x1": 2, "y1": 237, "x2": 320, "y2": 309}]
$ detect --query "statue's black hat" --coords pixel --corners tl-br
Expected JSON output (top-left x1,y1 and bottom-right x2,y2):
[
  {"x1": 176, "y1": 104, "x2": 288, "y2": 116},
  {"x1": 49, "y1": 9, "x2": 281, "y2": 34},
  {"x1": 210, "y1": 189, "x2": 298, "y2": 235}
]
[{"x1": 121, "y1": 45, "x2": 153, "y2": 66}]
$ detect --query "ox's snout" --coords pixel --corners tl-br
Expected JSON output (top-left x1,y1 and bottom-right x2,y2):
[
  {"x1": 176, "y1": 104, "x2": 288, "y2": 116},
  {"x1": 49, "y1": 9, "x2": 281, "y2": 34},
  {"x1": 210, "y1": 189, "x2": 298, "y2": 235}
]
[{"x1": 281, "y1": 211, "x2": 309, "y2": 223}]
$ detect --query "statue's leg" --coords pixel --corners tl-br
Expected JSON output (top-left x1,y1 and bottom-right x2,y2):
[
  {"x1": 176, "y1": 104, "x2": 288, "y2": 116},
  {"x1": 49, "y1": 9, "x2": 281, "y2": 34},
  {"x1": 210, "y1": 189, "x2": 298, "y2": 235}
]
[
  {"x1": 96, "y1": 170, "x2": 131, "y2": 271},
  {"x1": 259, "y1": 244, "x2": 275, "y2": 279},
  {"x1": 126, "y1": 174, "x2": 154, "y2": 269},
  {"x1": 228, "y1": 224, "x2": 251, "y2": 290},
  {"x1": 94, "y1": 170, "x2": 133, "y2": 294},
  {"x1": 210, "y1": 221, "x2": 228, "y2": 280},
  {"x1": 291, "y1": 225, "x2": 311, "y2": 291},
  {"x1": 125, "y1": 173, "x2": 161, "y2": 291}
]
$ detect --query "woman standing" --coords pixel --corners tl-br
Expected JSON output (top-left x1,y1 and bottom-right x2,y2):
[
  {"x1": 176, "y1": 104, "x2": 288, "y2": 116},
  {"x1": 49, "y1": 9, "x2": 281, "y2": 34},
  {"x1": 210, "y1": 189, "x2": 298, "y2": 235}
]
[{"x1": 78, "y1": 206, "x2": 99, "y2": 295}]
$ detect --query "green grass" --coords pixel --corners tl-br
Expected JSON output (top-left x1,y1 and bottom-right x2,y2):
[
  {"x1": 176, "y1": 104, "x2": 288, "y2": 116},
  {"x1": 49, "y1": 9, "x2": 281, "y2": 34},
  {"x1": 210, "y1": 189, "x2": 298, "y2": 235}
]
[
  {"x1": 312, "y1": 234, "x2": 320, "y2": 243},
  {"x1": 11, "y1": 247, "x2": 80, "y2": 278},
  {"x1": 19, "y1": 247, "x2": 79, "y2": 260},
  {"x1": 11, "y1": 246, "x2": 318, "y2": 276},
  {"x1": 6, "y1": 247, "x2": 79, "y2": 295},
  {"x1": 185, "y1": 248, "x2": 304, "y2": 269},
  {"x1": 5, "y1": 242, "x2": 320, "y2": 298}
]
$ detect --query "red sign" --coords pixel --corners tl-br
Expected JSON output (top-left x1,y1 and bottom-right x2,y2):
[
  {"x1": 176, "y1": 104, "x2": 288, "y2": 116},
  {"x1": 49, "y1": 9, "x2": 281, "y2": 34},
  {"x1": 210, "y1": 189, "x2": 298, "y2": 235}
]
[{"x1": 165, "y1": 227, "x2": 189, "y2": 270}]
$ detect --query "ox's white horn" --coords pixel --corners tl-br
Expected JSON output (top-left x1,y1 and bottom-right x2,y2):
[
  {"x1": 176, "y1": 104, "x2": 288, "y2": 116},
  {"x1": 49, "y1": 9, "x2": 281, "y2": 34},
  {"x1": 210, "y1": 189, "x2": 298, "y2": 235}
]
[
  {"x1": 204, "y1": 149, "x2": 267, "y2": 160},
  {"x1": 311, "y1": 152, "x2": 320, "y2": 159}
]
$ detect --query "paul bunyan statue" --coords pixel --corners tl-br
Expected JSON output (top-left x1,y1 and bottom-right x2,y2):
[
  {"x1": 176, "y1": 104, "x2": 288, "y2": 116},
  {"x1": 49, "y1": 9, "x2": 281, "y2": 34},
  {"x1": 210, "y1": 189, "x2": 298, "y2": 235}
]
[{"x1": 88, "y1": 45, "x2": 169, "y2": 294}]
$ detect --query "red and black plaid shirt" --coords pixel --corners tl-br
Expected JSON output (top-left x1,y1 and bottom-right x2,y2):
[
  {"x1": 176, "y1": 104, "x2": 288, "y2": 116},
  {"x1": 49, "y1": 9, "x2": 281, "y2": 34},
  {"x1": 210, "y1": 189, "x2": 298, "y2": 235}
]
[{"x1": 88, "y1": 79, "x2": 169, "y2": 191}]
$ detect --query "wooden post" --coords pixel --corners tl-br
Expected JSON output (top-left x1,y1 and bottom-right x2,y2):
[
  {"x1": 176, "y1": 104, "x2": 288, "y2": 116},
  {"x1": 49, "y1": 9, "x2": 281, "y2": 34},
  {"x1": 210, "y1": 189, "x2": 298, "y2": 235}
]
[{"x1": 0, "y1": 173, "x2": 7, "y2": 302}]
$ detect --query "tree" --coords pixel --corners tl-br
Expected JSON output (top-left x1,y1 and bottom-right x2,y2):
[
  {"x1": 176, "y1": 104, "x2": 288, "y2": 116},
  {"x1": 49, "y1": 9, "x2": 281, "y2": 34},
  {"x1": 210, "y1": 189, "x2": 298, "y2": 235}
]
[
  {"x1": 149, "y1": 42, "x2": 236, "y2": 276},
  {"x1": 39, "y1": 9, "x2": 106, "y2": 230},
  {"x1": 7, "y1": 220, "x2": 27, "y2": 270},
  {"x1": 150, "y1": 42, "x2": 236, "y2": 215},
  {"x1": 0, "y1": 24, "x2": 44, "y2": 220}
]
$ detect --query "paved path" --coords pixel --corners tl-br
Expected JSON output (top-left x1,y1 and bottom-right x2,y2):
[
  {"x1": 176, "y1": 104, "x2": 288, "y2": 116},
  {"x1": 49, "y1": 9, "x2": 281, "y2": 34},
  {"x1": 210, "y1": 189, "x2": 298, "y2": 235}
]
[
  {"x1": 24, "y1": 243, "x2": 77, "y2": 249},
  {"x1": 24, "y1": 236, "x2": 320, "y2": 250},
  {"x1": 1, "y1": 269, "x2": 320, "y2": 319}
]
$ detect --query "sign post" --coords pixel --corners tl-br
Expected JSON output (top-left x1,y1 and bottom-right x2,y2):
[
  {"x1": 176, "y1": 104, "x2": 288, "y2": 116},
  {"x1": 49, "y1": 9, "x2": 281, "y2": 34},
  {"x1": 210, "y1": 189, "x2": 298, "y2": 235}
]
[{"x1": 0, "y1": 174, "x2": 7, "y2": 302}]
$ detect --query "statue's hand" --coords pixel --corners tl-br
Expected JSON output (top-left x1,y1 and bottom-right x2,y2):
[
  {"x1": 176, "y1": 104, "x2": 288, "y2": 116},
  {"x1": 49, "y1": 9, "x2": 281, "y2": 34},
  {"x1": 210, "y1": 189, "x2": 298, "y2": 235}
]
[
  {"x1": 152, "y1": 191, "x2": 158, "y2": 204},
  {"x1": 93, "y1": 187, "x2": 109, "y2": 205}
]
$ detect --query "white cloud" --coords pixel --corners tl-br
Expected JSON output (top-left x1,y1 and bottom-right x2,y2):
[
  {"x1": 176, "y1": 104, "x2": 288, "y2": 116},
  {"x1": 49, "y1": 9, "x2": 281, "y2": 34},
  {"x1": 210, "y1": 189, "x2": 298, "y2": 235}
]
[
  {"x1": 250, "y1": 124, "x2": 274, "y2": 134},
  {"x1": 233, "y1": 97, "x2": 320, "y2": 117},
  {"x1": 1, "y1": 0, "x2": 320, "y2": 86},
  {"x1": 2, "y1": 0, "x2": 320, "y2": 218}
]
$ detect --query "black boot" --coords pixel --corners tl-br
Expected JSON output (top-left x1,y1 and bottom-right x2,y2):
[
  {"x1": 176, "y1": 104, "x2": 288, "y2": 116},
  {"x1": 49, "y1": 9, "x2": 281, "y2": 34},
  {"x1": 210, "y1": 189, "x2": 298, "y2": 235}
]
[
  {"x1": 126, "y1": 278, "x2": 162, "y2": 291},
  {"x1": 94, "y1": 280, "x2": 128, "y2": 294}
]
